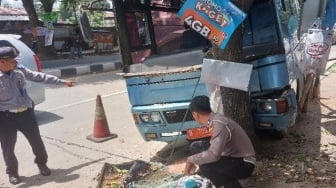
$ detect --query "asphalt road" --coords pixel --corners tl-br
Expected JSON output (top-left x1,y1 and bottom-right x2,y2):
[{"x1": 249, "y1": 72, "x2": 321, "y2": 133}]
[{"x1": 0, "y1": 71, "x2": 167, "y2": 188}]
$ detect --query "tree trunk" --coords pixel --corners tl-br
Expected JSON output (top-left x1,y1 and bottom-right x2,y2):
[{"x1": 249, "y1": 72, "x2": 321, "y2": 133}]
[
  {"x1": 205, "y1": 0, "x2": 255, "y2": 140},
  {"x1": 22, "y1": 0, "x2": 39, "y2": 28},
  {"x1": 22, "y1": 0, "x2": 58, "y2": 60}
]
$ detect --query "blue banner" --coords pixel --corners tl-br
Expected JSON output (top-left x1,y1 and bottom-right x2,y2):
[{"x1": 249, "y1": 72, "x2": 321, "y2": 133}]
[{"x1": 178, "y1": 0, "x2": 246, "y2": 49}]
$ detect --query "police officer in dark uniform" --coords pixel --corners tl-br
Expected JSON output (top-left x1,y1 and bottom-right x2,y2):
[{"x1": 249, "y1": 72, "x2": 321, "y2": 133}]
[{"x1": 0, "y1": 46, "x2": 74, "y2": 185}]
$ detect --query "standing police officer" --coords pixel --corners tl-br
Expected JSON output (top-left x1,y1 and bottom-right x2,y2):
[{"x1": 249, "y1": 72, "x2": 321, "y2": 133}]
[{"x1": 0, "y1": 46, "x2": 74, "y2": 185}]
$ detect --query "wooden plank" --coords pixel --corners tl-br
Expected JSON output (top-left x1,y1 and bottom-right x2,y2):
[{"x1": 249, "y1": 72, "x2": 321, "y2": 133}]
[{"x1": 298, "y1": 73, "x2": 315, "y2": 112}]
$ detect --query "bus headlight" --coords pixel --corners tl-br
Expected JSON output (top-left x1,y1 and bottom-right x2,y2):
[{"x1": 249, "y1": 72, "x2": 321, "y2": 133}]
[
  {"x1": 139, "y1": 113, "x2": 150, "y2": 123},
  {"x1": 150, "y1": 112, "x2": 161, "y2": 123},
  {"x1": 261, "y1": 102, "x2": 272, "y2": 112},
  {"x1": 139, "y1": 112, "x2": 162, "y2": 123}
]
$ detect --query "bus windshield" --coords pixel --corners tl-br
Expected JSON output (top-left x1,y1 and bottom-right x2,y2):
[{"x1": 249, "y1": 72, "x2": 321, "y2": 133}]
[{"x1": 242, "y1": 1, "x2": 283, "y2": 61}]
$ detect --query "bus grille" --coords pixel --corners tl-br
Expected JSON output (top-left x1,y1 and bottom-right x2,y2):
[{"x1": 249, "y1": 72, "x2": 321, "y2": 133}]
[{"x1": 163, "y1": 109, "x2": 194, "y2": 123}]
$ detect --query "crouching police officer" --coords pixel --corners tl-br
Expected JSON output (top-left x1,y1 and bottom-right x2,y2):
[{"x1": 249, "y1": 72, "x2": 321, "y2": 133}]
[
  {"x1": 0, "y1": 46, "x2": 74, "y2": 185},
  {"x1": 184, "y1": 96, "x2": 256, "y2": 188}
]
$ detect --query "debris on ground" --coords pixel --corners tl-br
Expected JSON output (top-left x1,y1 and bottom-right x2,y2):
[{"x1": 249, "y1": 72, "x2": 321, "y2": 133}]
[{"x1": 97, "y1": 160, "x2": 186, "y2": 188}]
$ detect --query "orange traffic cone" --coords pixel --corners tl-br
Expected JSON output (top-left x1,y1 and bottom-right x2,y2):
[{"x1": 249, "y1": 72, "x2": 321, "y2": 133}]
[{"x1": 87, "y1": 94, "x2": 117, "y2": 143}]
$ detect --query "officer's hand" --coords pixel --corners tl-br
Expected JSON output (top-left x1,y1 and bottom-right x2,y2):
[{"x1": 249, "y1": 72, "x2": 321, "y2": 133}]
[
  {"x1": 183, "y1": 160, "x2": 194, "y2": 175},
  {"x1": 65, "y1": 80, "x2": 75, "y2": 87}
]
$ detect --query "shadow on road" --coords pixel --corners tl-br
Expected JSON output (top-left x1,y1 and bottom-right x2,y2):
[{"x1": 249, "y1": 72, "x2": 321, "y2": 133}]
[
  {"x1": 35, "y1": 110, "x2": 64, "y2": 126},
  {"x1": 150, "y1": 140, "x2": 191, "y2": 165},
  {"x1": 16, "y1": 158, "x2": 106, "y2": 188}
]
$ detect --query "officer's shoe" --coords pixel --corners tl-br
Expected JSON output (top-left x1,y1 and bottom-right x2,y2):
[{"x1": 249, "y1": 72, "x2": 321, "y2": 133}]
[
  {"x1": 8, "y1": 174, "x2": 21, "y2": 185},
  {"x1": 38, "y1": 164, "x2": 51, "y2": 176}
]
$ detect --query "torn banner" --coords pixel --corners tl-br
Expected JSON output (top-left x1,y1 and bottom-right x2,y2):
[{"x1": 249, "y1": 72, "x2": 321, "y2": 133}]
[{"x1": 178, "y1": 0, "x2": 246, "y2": 49}]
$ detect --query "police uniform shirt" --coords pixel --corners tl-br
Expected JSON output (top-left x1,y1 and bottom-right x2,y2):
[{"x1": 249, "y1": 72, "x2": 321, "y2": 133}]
[
  {"x1": 188, "y1": 112, "x2": 256, "y2": 165},
  {"x1": 0, "y1": 64, "x2": 66, "y2": 111}
]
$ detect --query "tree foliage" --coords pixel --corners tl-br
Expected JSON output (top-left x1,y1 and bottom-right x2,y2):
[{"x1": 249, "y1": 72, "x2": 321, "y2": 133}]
[
  {"x1": 59, "y1": 0, "x2": 106, "y2": 26},
  {"x1": 59, "y1": 0, "x2": 82, "y2": 9}
]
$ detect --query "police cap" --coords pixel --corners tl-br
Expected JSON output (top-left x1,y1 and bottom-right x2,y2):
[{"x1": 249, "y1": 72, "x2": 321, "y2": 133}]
[{"x1": 0, "y1": 47, "x2": 19, "y2": 59}]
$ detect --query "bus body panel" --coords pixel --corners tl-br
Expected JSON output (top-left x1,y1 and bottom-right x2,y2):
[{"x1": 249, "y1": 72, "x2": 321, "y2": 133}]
[
  {"x1": 126, "y1": 69, "x2": 207, "y2": 106},
  {"x1": 249, "y1": 55, "x2": 289, "y2": 93},
  {"x1": 131, "y1": 102, "x2": 198, "y2": 142}
]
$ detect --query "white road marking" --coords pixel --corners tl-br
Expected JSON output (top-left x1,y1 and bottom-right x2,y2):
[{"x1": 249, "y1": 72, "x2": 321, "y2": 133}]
[{"x1": 43, "y1": 90, "x2": 127, "y2": 112}]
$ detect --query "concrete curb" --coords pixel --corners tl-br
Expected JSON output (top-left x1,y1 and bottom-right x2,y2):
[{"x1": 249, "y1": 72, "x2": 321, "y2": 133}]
[{"x1": 43, "y1": 61, "x2": 123, "y2": 78}]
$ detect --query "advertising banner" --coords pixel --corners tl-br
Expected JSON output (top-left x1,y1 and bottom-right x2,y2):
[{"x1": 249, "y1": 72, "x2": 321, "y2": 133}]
[
  {"x1": 178, "y1": 0, "x2": 246, "y2": 49},
  {"x1": 301, "y1": 29, "x2": 333, "y2": 75}
]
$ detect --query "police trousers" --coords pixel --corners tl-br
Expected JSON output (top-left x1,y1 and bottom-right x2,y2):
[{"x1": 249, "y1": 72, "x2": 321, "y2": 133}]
[
  {"x1": 190, "y1": 140, "x2": 255, "y2": 188},
  {"x1": 0, "y1": 108, "x2": 48, "y2": 175}
]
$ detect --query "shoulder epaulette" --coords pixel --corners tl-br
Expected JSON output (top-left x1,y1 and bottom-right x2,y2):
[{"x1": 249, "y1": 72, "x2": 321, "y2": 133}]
[{"x1": 16, "y1": 64, "x2": 25, "y2": 69}]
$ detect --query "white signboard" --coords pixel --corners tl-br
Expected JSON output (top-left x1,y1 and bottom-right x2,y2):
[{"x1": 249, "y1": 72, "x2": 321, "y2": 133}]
[
  {"x1": 200, "y1": 58, "x2": 253, "y2": 91},
  {"x1": 45, "y1": 30, "x2": 54, "y2": 46}
]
